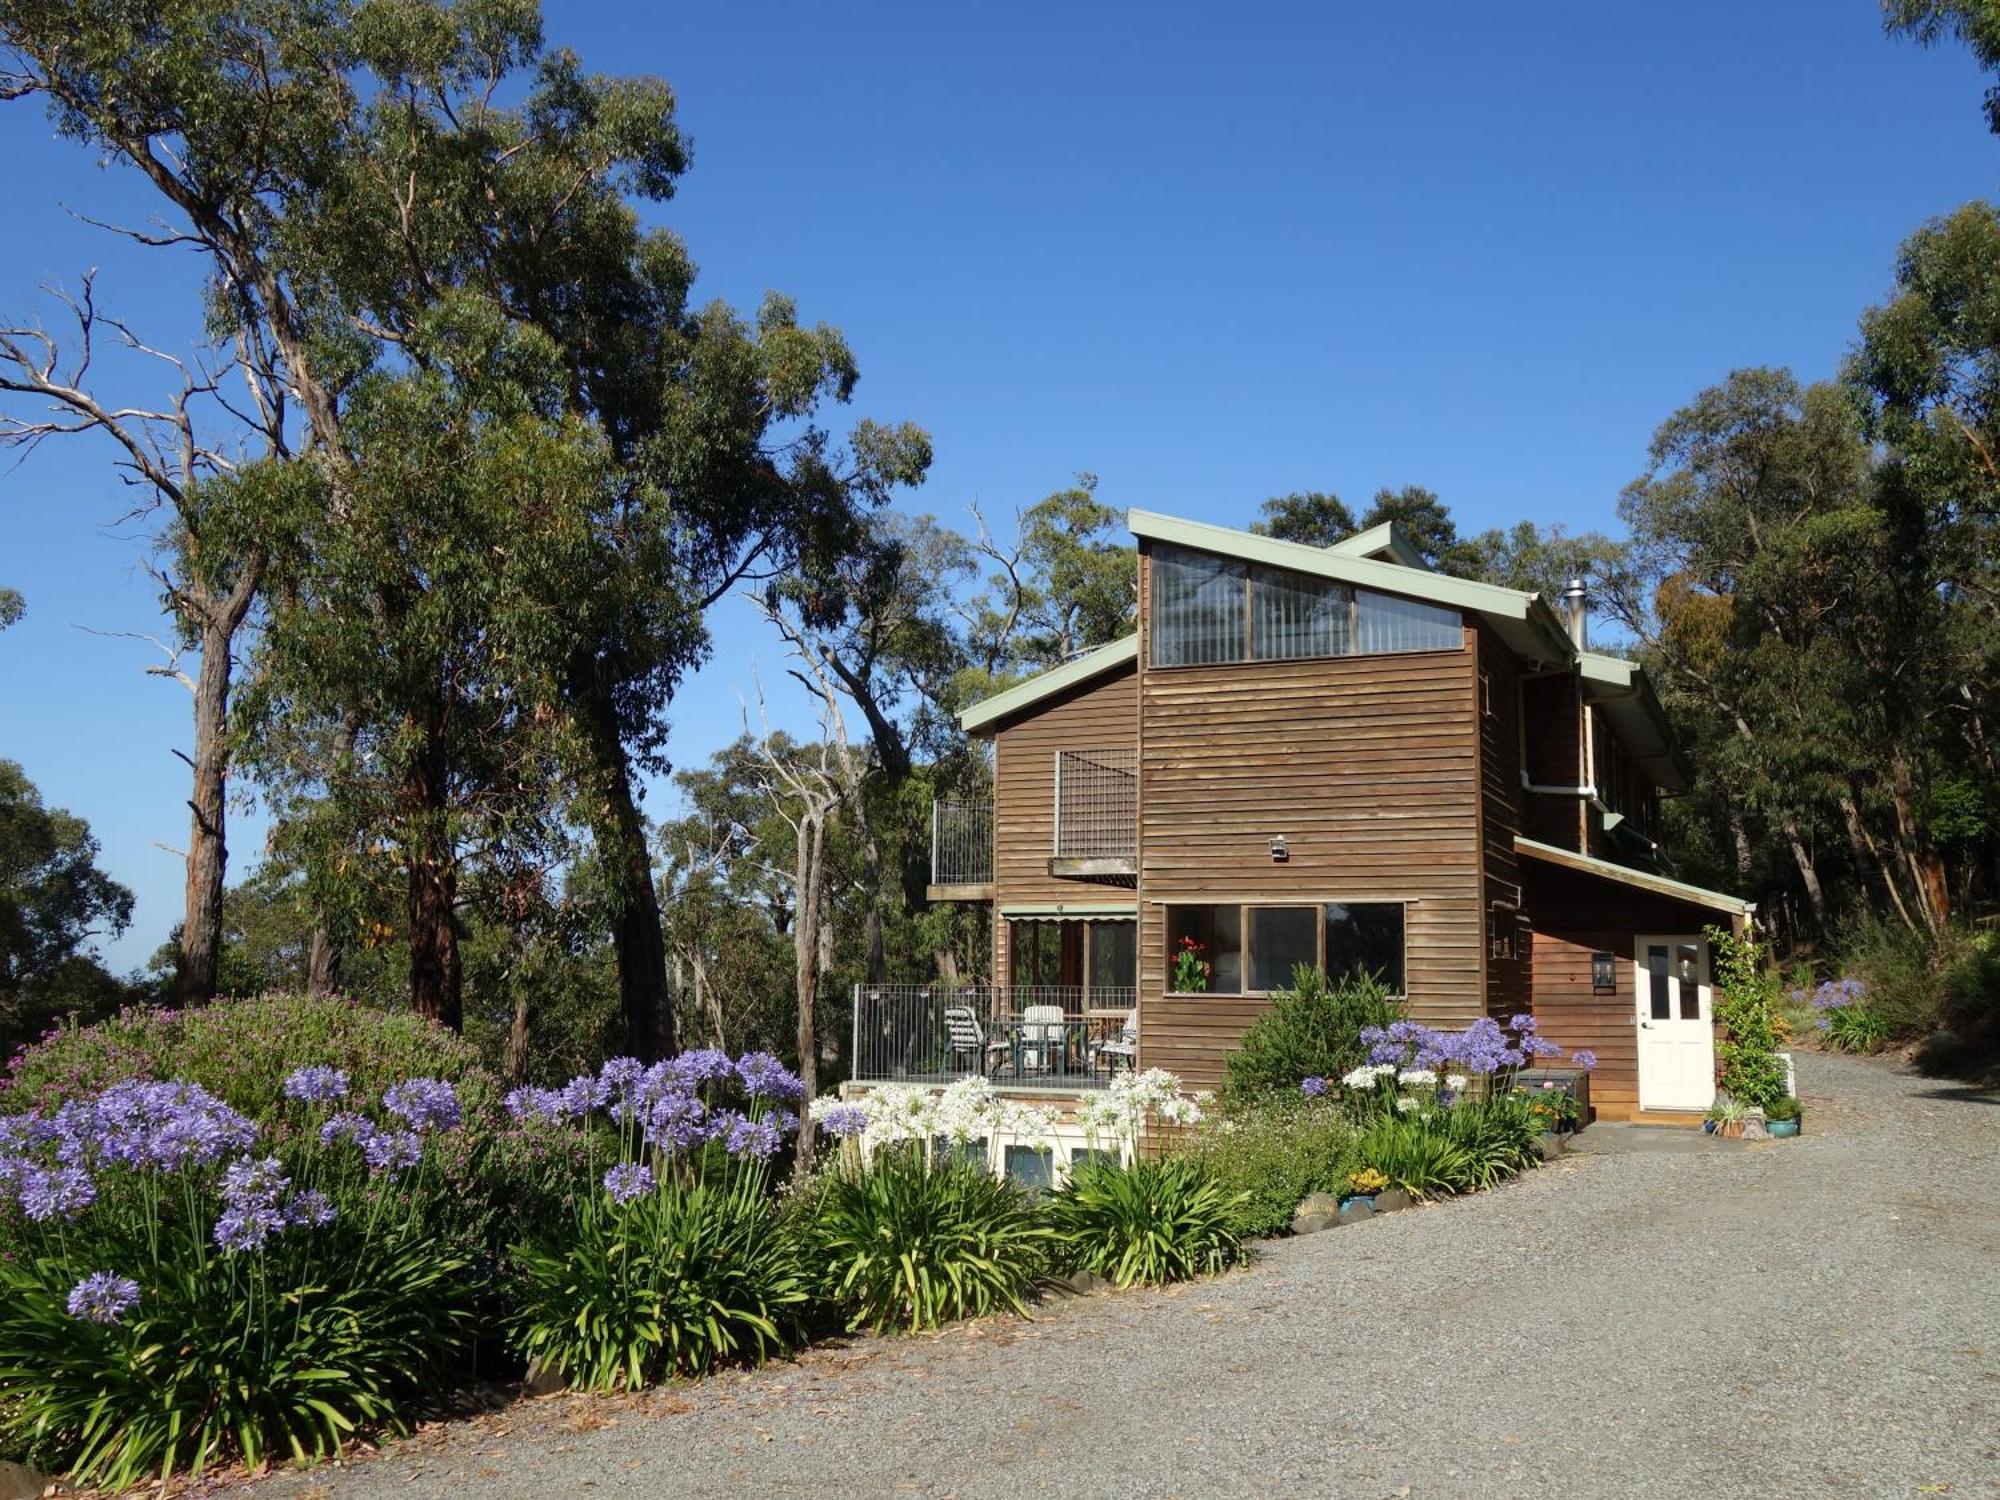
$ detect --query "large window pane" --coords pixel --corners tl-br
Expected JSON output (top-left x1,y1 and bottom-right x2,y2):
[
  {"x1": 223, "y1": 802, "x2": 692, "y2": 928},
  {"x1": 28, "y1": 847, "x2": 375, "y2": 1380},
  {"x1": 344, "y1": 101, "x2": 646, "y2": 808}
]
[
  {"x1": 1249, "y1": 906, "x2": 1319, "y2": 991},
  {"x1": 1010, "y1": 920, "x2": 1061, "y2": 987},
  {"x1": 1088, "y1": 920, "x2": 1137, "y2": 995},
  {"x1": 1251, "y1": 568, "x2": 1352, "y2": 661},
  {"x1": 1354, "y1": 589, "x2": 1462, "y2": 653},
  {"x1": 1166, "y1": 904, "x2": 1242, "y2": 994},
  {"x1": 1151, "y1": 544, "x2": 1247, "y2": 666},
  {"x1": 1324, "y1": 902, "x2": 1405, "y2": 994}
]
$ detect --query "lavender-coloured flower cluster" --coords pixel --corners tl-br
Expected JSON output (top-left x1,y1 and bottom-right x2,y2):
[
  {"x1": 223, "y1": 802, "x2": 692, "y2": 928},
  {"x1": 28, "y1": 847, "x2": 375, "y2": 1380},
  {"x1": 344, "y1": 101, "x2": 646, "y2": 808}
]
[
  {"x1": 503, "y1": 1050, "x2": 804, "y2": 1172},
  {"x1": 283, "y1": 1066, "x2": 350, "y2": 1104},
  {"x1": 1793, "y1": 977, "x2": 1867, "y2": 1033},
  {"x1": 0, "y1": 1080, "x2": 256, "y2": 1222},
  {"x1": 66, "y1": 1270, "x2": 141, "y2": 1325},
  {"x1": 1359, "y1": 1013, "x2": 1581, "y2": 1076}
]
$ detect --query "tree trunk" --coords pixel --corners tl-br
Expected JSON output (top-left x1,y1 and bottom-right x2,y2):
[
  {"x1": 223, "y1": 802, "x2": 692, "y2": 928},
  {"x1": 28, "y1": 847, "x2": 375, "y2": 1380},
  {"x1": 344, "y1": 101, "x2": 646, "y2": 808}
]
[
  {"x1": 792, "y1": 809, "x2": 827, "y2": 1180},
  {"x1": 508, "y1": 984, "x2": 531, "y2": 1085},
  {"x1": 176, "y1": 613, "x2": 233, "y2": 1005},
  {"x1": 1784, "y1": 824, "x2": 1828, "y2": 937},
  {"x1": 175, "y1": 566, "x2": 260, "y2": 1007},
  {"x1": 404, "y1": 729, "x2": 462, "y2": 1031},
  {"x1": 307, "y1": 712, "x2": 358, "y2": 995},
  {"x1": 586, "y1": 687, "x2": 674, "y2": 1060}
]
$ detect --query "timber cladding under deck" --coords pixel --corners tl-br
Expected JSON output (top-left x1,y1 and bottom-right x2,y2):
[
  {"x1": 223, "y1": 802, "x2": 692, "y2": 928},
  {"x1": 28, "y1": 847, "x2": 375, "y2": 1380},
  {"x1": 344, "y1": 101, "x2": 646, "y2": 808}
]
[
  {"x1": 987, "y1": 661, "x2": 1138, "y2": 984},
  {"x1": 1133, "y1": 634, "x2": 1487, "y2": 1091}
]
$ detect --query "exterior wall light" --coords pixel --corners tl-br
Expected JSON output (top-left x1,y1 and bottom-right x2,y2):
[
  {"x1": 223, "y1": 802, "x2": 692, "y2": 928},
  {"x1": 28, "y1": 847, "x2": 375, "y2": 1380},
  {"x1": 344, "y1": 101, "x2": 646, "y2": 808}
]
[
  {"x1": 1269, "y1": 835, "x2": 1289, "y2": 863},
  {"x1": 1591, "y1": 951, "x2": 1616, "y2": 992}
]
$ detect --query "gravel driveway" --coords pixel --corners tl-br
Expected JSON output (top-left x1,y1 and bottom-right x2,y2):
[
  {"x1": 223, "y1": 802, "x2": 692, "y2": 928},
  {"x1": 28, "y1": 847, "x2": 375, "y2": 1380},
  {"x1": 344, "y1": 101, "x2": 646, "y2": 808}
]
[{"x1": 251, "y1": 1052, "x2": 1999, "y2": 1499}]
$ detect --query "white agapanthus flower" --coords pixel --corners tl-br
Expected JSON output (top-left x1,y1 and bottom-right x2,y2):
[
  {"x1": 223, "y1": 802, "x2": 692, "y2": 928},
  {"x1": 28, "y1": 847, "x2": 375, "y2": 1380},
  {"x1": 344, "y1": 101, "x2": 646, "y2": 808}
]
[
  {"x1": 1445, "y1": 1074, "x2": 1469, "y2": 1092},
  {"x1": 1341, "y1": 1065, "x2": 1380, "y2": 1089},
  {"x1": 1397, "y1": 1068, "x2": 1437, "y2": 1087},
  {"x1": 1395, "y1": 1096, "x2": 1420, "y2": 1113}
]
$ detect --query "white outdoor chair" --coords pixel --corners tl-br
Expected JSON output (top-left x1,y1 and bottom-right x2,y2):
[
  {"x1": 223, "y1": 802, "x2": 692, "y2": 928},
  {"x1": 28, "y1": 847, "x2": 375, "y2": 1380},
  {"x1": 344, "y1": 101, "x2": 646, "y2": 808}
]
[
  {"x1": 1089, "y1": 1009, "x2": 1139, "y2": 1075},
  {"x1": 1017, "y1": 1003, "x2": 1069, "y2": 1075},
  {"x1": 942, "y1": 1004, "x2": 1010, "y2": 1078}
]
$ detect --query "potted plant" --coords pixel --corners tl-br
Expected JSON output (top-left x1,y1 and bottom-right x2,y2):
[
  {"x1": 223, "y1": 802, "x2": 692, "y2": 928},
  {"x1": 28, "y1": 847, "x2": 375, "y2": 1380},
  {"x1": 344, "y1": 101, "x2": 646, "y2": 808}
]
[
  {"x1": 1765, "y1": 1093, "x2": 1802, "y2": 1138},
  {"x1": 1341, "y1": 1166, "x2": 1388, "y2": 1210},
  {"x1": 1705, "y1": 1091, "x2": 1748, "y2": 1138},
  {"x1": 1171, "y1": 935, "x2": 1211, "y2": 994},
  {"x1": 1521, "y1": 1085, "x2": 1581, "y2": 1135}
]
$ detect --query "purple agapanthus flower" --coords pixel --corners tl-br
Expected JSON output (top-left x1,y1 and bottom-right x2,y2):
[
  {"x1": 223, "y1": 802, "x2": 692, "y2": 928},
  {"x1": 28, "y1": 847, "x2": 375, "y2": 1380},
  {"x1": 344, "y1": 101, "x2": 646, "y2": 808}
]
[
  {"x1": 361, "y1": 1128, "x2": 423, "y2": 1175},
  {"x1": 814, "y1": 1103, "x2": 869, "y2": 1139},
  {"x1": 1571, "y1": 1049, "x2": 1598, "y2": 1072},
  {"x1": 319, "y1": 1111, "x2": 375, "y2": 1148},
  {"x1": 736, "y1": 1052, "x2": 805, "y2": 1101},
  {"x1": 504, "y1": 1087, "x2": 564, "y2": 1123},
  {"x1": 558, "y1": 1074, "x2": 611, "y2": 1118},
  {"x1": 382, "y1": 1078, "x2": 461, "y2": 1132},
  {"x1": 66, "y1": 1271, "x2": 140, "y2": 1325},
  {"x1": 286, "y1": 1189, "x2": 338, "y2": 1228},
  {"x1": 643, "y1": 1088, "x2": 710, "y2": 1153},
  {"x1": 283, "y1": 1066, "x2": 350, "y2": 1104},
  {"x1": 723, "y1": 1112, "x2": 782, "y2": 1160},
  {"x1": 599, "y1": 1056, "x2": 645, "y2": 1098},
  {"x1": 602, "y1": 1161, "x2": 656, "y2": 1205},
  {"x1": 669, "y1": 1048, "x2": 738, "y2": 1087},
  {"x1": 18, "y1": 1165, "x2": 95, "y2": 1222},
  {"x1": 1300, "y1": 1076, "x2": 1329, "y2": 1098}
]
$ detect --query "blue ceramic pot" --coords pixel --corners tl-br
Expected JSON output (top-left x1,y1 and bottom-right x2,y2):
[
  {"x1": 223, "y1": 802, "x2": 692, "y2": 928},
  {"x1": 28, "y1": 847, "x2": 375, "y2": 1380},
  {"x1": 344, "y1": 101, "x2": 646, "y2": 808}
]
[
  {"x1": 1767, "y1": 1118, "x2": 1800, "y2": 1138},
  {"x1": 1338, "y1": 1194, "x2": 1377, "y2": 1211}
]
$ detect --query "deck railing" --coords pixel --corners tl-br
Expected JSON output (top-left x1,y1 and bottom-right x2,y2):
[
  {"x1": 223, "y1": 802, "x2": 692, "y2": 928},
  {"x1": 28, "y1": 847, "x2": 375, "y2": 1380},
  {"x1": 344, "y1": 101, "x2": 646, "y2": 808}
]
[
  {"x1": 929, "y1": 799, "x2": 993, "y2": 886},
  {"x1": 1053, "y1": 748, "x2": 1137, "y2": 862},
  {"x1": 850, "y1": 983, "x2": 1138, "y2": 1091}
]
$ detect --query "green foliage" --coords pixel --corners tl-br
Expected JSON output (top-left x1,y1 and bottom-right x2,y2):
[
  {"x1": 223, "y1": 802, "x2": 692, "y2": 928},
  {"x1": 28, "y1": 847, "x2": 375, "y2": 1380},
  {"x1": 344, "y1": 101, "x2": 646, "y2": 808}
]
[
  {"x1": 1252, "y1": 491, "x2": 1357, "y2": 547},
  {"x1": 1708, "y1": 926, "x2": 1787, "y2": 1111},
  {"x1": 1, "y1": 993, "x2": 492, "y2": 1119},
  {"x1": 1354, "y1": 1112, "x2": 1477, "y2": 1199},
  {"x1": 802, "y1": 1151, "x2": 1052, "y2": 1333},
  {"x1": 1175, "y1": 1099, "x2": 1360, "y2": 1236},
  {"x1": 0, "y1": 759, "x2": 135, "y2": 1052},
  {"x1": 1433, "y1": 1094, "x2": 1542, "y2": 1189},
  {"x1": 0, "y1": 1214, "x2": 474, "y2": 1488},
  {"x1": 1823, "y1": 1001, "x2": 1894, "y2": 1053},
  {"x1": 1045, "y1": 1156, "x2": 1246, "y2": 1288},
  {"x1": 1221, "y1": 967, "x2": 1402, "y2": 1106},
  {"x1": 1915, "y1": 931, "x2": 2000, "y2": 1082},
  {"x1": 1765, "y1": 1093, "x2": 1802, "y2": 1123},
  {"x1": 507, "y1": 1179, "x2": 806, "y2": 1391}
]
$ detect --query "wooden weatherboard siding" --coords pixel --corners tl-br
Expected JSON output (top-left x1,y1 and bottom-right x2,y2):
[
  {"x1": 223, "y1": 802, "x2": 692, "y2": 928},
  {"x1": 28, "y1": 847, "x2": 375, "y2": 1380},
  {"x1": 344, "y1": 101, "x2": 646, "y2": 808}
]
[
  {"x1": 1523, "y1": 859, "x2": 1730, "y2": 1122},
  {"x1": 1134, "y1": 546, "x2": 1487, "y2": 1090},
  {"x1": 1477, "y1": 624, "x2": 1529, "y2": 1021},
  {"x1": 1521, "y1": 671, "x2": 1585, "y2": 850},
  {"x1": 988, "y1": 663, "x2": 1138, "y2": 984}
]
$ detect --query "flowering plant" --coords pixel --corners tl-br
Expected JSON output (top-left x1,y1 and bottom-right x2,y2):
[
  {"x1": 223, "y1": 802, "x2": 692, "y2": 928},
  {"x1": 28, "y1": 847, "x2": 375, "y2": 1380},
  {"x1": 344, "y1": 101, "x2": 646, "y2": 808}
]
[
  {"x1": 1171, "y1": 935, "x2": 1212, "y2": 994},
  {"x1": 0, "y1": 1072, "x2": 475, "y2": 1487},
  {"x1": 503, "y1": 1048, "x2": 810, "y2": 1390},
  {"x1": 1348, "y1": 1166, "x2": 1390, "y2": 1196}
]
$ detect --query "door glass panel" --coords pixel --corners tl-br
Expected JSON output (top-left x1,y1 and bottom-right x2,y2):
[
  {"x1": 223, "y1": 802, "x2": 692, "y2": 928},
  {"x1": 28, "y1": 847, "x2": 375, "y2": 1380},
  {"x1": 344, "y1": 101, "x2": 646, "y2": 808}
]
[
  {"x1": 1677, "y1": 944, "x2": 1702, "y2": 1019},
  {"x1": 1647, "y1": 944, "x2": 1670, "y2": 1020},
  {"x1": 1088, "y1": 921, "x2": 1137, "y2": 995},
  {"x1": 1248, "y1": 906, "x2": 1319, "y2": 991}
]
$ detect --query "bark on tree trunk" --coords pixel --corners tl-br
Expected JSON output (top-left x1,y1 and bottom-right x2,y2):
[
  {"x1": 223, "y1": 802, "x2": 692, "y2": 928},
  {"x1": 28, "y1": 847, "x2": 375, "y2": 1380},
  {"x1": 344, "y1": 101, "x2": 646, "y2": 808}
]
[
  {"x1": 176, "y1": 614, "x2": 233, "y2": 1006},
  {"x1": 508, "y1": 983, "x2": 531, "y2": 1086},
  {"x1": 174, "y1": 566, "x2": 260, "y2": 1007},
  {"x1": 404, "y1": 730, "x2": 462, "y2": 1031},
  {"x1": 307, "y1": 713, "x2": 358, "y2": 995},
  {"x1": 587, "y1": 688, "x2": 674, "y2": 1061},
  {"x1": 792, "y1": 810, "x2": 826, "y2": 1180},
  {"x1": 1784, "y1": 824, "x2": 1828, "y2": 937}
]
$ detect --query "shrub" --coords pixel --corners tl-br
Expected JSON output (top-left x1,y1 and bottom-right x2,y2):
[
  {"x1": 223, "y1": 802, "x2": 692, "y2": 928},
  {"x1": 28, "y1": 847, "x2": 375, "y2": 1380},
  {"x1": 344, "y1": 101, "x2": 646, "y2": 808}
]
[
  {"x1": 0, "y1": 1074, "x2": 478, "y2": 1487},
  {"x1": 1708, "y1": 926, "x2": 1787, "y2": 1111},
  {"x1": 1914, "y1": 932, "x2": 2000, "y2": 1083},
  {"x1": 1046, "y1": 1156, "x2": 1246, "y2": 1287},
  {"x1": 1176, "y1": 1098, "x2": 1360, "y2": 1237},
  {"x1": 1355, "y1": 1112, "x2": 1476, "y2": 1198},
  {"x1": 1434, "y1": 1094, "x2": 1541, "y2": 1188},
  {"x1": 502, "y1": 1049, "x2": 811, "y2": 1386},
  {"x1": 803, "y1": 1150, "x2": 1052, "y2": 1333},
  {"x1": 508, "y1": 1179, "x2": 806, "y2": 1389},
  {"x1": 1221, "y1": 968, "x2": 1402, "y2": 1105},
  {"x1": 1765, "y1": 1093, "x2": 1801, "y2": 1123}
]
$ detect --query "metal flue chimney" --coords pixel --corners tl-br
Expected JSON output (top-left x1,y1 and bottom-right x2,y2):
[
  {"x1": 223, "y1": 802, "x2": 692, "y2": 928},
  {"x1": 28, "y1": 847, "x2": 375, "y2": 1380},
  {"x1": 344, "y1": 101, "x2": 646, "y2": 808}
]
[{"x1": 1560, "y1": 577, "x2": 1589, "y2": 650}]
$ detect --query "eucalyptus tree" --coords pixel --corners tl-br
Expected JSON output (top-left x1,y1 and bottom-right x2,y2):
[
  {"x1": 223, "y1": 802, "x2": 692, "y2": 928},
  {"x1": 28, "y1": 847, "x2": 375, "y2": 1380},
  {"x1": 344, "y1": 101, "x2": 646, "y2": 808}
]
[
  {"x1": 0, "y1": 0, "x2": 928, "y2": 1051},
  {"x1": 1251, "y1": 490, "x2": 1356, "y2": 547}
]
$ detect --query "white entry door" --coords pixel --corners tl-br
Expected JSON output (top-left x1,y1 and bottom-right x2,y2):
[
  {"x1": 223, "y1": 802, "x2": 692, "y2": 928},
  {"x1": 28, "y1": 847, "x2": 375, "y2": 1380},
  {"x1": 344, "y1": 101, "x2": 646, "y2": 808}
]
[{"x1": 1634, "y1": 935, "x2": 1716, "y2": 1112}]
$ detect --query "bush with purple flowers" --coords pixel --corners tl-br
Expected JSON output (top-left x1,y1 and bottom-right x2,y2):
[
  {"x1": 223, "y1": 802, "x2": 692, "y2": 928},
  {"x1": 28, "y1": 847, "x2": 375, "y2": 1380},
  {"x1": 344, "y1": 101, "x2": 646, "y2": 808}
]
[
  {"x1": 503, "y1": 1048, "x2": 810, "y2": 1391},
  {"x1": 0, "y1": 1070, "x2": 479, "y2": 1487}
]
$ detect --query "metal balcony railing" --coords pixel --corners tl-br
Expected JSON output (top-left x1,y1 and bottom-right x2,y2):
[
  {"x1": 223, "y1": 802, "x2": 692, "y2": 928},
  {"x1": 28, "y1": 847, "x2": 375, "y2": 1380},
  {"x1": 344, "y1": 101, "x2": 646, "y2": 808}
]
[
  {"x1": 930, "y1": 799, "x2": 993, "y2": 886},
  {"x1": 1054, "y1": 748, "x2": 1137, "y2": 864},
  {"x1": 850, "y1": 984, "x2": 1139, "y2": 1091}
]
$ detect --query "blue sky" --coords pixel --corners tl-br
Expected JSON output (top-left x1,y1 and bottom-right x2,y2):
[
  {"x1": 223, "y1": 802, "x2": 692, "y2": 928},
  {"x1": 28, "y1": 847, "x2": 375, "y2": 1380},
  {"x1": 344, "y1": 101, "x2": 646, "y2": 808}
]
[{"x1": 1, "y1": 0, "x2": 1993, "y2": 970}]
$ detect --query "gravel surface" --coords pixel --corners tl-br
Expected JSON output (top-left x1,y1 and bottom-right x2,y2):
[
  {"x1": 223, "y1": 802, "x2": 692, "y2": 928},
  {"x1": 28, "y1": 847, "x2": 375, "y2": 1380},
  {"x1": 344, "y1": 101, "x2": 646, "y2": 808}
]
[{"x1": 249, "y1": 1052, "x2": 2000, "y2": 1500}]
